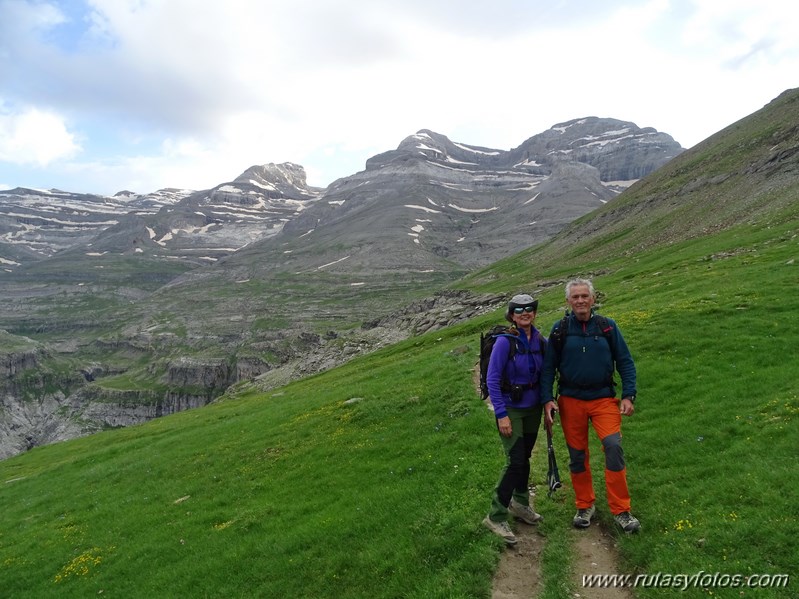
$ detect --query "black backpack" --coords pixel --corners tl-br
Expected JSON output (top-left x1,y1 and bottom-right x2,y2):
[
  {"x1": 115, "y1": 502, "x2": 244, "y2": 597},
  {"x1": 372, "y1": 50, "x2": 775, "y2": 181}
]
[
  {"x1": 548, "y1": 312, "x2": 617, "y2": 390},
  {"x1": 478, "y1": 325, "x2": 520, "y2": 400}
]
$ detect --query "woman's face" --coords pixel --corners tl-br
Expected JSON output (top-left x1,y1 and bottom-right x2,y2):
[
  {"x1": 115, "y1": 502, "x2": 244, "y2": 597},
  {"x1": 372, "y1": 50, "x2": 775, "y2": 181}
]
[{"x1": 511, "y1": 305, "x2": 537, "y2": 328}]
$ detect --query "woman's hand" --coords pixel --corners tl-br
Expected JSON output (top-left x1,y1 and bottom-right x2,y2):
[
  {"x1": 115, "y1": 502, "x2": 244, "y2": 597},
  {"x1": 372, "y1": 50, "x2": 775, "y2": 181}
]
[{"x1": 497, "y1": 416, "x2": 512, "y2": 437}]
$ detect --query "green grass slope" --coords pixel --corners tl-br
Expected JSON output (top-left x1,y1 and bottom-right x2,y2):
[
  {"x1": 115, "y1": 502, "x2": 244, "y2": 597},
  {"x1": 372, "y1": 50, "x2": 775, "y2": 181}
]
[{"x1": 1, "y1": 90, "x2": 798, "y2": 598}]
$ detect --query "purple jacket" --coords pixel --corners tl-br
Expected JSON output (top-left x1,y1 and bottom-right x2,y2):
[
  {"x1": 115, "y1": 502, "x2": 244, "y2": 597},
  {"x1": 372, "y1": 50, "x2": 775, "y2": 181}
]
[{"x1": 486, "y1": 328, "x2": 545, "y2": 418}]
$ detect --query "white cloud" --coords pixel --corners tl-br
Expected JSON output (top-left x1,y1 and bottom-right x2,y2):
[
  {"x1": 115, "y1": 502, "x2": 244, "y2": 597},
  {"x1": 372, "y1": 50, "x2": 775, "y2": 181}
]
[
  {"x1": 0, "y1": 106, "x2": 81, "y2": 166},
  {"x1": 0, "y1": 0, "x2": 797, "y2": 195}
]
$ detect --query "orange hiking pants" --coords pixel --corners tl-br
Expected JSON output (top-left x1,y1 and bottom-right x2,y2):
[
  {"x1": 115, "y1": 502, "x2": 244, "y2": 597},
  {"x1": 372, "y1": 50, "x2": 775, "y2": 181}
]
[{"x1": 558, "y1": 395, "x2": 631, "y2": 515}]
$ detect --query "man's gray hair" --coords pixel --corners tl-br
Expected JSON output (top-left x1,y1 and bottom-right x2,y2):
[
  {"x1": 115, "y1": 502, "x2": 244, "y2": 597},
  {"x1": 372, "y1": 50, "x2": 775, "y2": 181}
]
[{"x1": 565, "y1": 278, "x2": 595, "y2": 299}]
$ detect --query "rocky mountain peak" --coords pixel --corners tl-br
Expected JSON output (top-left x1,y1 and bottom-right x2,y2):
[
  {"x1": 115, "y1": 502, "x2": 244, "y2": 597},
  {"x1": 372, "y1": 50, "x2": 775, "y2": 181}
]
[
  {"x1": 366, "y1": 129, "x2": 505, "y2": 172},
  {"x1": 233, "y1": 162, "x2": 320, "y2": 197},
  {"x1": 510, "y1": 117, "x2": 683, "y2": 181}
]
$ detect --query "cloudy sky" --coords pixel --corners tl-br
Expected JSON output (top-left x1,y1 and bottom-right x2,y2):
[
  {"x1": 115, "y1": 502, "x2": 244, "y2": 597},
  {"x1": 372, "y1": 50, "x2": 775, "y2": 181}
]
[{"x1": 1, "y1": 0, "x2": 797, "y2": 196}]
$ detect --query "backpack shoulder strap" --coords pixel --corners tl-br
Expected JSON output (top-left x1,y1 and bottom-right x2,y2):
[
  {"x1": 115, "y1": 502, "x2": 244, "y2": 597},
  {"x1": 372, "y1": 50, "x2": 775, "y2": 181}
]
[
  {"x1": 495, "y1": 330, "x2": 519, "y2": 357},
  {"x1": 595, "y1": 315, "x2": 617, "y2": 357},
  {"x1": 550, "y1": 314, "x2": 570, "y2": 354}
]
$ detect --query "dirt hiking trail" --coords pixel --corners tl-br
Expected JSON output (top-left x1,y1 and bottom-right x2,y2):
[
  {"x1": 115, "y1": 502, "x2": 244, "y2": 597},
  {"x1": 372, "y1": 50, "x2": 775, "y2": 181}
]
[{"x1": 490, "y1": 514, "x2": 635, "y2": 599}]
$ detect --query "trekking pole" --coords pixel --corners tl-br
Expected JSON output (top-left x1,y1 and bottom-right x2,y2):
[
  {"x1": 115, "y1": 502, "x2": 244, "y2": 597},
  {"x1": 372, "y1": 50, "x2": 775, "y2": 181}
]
[{"x1": 545, "y1": 410, "x2": 562, "y2": 498}]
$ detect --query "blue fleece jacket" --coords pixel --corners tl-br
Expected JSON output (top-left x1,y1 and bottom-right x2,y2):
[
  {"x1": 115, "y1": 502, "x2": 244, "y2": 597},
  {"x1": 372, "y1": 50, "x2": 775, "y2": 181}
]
[
  {"x1": 540, "y1": 313, "x2": 637, "y2": 402},
  {"x1": 486, "y1": 328, "x2": 545, "y2": 418}
]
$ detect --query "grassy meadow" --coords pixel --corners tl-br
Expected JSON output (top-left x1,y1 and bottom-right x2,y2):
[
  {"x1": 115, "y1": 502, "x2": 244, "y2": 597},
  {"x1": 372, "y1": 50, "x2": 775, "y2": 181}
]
[{"x1": 1, "y1": 211, "x2": 797, "y2": 598}]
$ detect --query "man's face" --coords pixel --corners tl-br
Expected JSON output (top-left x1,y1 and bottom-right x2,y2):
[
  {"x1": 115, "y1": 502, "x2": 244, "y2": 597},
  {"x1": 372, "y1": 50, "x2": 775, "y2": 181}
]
[{"x1": 567, "y1": 285, "x2": 595, "y2": 321}]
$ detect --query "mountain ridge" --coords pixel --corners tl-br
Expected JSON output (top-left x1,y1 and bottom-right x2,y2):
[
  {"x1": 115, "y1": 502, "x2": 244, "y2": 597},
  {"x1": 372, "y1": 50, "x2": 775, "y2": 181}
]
[{"x1": 1, "y1": 118, "x2": 681, "y2": 273}]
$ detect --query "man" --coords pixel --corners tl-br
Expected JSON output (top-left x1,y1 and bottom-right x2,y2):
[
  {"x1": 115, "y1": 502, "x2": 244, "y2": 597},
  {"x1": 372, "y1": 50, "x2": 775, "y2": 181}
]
[{"x1": 540, "y1": 278, "x2": 640, "y2": 533}]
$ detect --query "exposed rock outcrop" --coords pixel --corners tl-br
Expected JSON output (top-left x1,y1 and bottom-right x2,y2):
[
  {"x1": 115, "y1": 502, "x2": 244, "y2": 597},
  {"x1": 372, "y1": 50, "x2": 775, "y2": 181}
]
[{"x1": 1, "y1": 348, "x2": 42, "y2": 378}]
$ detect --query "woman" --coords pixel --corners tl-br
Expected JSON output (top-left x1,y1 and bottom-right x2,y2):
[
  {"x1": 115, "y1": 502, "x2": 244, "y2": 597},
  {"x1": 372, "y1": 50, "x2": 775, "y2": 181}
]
[{"x1": 482, "y1": 293, "x2": 546, "y2": 545}]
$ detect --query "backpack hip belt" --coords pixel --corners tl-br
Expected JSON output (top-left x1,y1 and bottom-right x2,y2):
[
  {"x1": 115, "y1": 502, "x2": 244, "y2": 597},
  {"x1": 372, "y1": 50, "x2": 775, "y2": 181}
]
[{"x1": 512, "y1": 382, "x2": 536, "y2": 390}]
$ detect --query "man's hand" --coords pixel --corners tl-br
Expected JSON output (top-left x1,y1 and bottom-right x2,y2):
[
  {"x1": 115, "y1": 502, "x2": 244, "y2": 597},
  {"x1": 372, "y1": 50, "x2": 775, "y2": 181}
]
[
  {"x1": 544, "y1": 401, "x2": 558, "y2": 426},
  {"x1": 620, "y1": 398, "x2": 635, "y2": 416}
]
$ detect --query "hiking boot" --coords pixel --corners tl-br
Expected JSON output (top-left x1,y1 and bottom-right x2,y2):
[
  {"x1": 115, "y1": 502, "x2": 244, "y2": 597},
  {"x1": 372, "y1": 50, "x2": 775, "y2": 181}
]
[
  {"x1": 482, "y1": 516, "x2": 517, "y2": 545},
  {"x1": 573, "y1": 505, "x2": 596, "y2": 529},
  {"x1": 509, "y1": 499, "x2": 543, "y2": 524},
  {"x1": 614, "y1": 511, "x2": 641, "y2": 533}
]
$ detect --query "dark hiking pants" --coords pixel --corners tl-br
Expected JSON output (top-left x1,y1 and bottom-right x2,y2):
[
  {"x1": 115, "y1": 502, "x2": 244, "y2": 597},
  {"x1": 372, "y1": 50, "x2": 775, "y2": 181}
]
[{"x1": 488, "y1": 406, "x2": 543, "y2": 521}]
